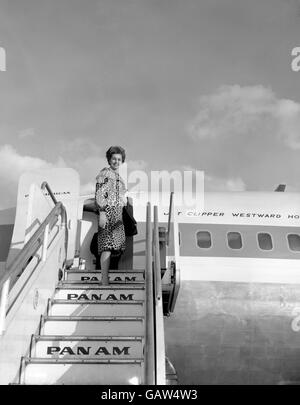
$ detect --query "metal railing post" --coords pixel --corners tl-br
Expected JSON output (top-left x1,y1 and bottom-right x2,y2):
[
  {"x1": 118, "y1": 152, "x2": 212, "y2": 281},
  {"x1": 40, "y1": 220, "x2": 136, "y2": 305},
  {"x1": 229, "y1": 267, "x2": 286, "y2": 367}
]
[
  {"x1": 167, "y1": 192, "x2": 174, "y2": 246},
  {"x1": 154, "y1": 206, "x2": 162, "y2": 302},
  {"x1": 144, "y1": 202, "x2": 155, "y2": 384},
  {"x1": 169, "y1": 193, "x2": 181, "y2": 313},
  {"x1": 42, "y1": 224, "x2": 49, "y2": 262},
  {"x1": 153, "y1": 205, "x2": 166, "y2": 384}
]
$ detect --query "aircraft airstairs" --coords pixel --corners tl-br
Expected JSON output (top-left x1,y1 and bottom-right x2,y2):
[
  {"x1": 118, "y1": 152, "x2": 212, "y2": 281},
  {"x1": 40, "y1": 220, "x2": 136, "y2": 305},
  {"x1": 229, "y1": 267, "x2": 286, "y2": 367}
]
[{"x1": 0, "y1": 171, "x2": 179, "y2": 385}]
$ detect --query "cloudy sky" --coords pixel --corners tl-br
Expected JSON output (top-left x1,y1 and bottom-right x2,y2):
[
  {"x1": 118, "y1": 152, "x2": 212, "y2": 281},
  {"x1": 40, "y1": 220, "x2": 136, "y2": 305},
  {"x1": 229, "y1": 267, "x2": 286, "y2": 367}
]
[{"x1": 0, "y1": 0, "x2": 300, "y2": 208}]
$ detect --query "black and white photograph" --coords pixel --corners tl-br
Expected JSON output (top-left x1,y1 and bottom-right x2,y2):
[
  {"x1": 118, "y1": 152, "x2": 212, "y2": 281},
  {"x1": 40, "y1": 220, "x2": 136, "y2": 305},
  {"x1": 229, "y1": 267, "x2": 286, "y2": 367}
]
[{"x1": 0, "y1": 0, "x2": 300, "y2": 392}]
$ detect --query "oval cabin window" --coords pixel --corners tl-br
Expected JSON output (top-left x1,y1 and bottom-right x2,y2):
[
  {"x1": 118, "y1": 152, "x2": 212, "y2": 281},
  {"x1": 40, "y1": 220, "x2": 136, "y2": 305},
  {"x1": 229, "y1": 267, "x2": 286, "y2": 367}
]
[
  {"x1": 227, "y1": 232, "x2": 242, "y2": 249},
  {"x1": 196, "y1": 231, "x2": 212, "y2": 248},
  {"x1": 288, "y1": 234, "x2": 300, "y2": 252},
  {"x1": 257, "y1": 233, "x2": 273, "y2": 250}
]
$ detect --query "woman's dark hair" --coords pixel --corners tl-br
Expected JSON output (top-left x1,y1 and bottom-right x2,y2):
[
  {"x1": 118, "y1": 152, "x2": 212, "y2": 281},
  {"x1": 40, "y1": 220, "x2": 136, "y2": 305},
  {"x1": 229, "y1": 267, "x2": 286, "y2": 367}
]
[{"x1": 106, "y1": 146, "x2": 126, "y2": 163}]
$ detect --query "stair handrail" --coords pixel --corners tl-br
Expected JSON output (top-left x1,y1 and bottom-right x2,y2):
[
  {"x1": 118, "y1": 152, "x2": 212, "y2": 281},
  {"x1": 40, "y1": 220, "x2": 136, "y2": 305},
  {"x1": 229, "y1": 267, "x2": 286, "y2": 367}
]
[
  {"x1": 169, "y1": 192, "x2": 181, "y2": 313},
  {"x1": 41, "y1": 181, "x2": 58, "y2": 205},
  {"x1": 0, "y1": 183, "x2": 67, "y2": 334},
  {"x1": 166, "y1": 192, "x2": 174, "y2": 246},
  {"x1": 153, "y1": 205, "x2": 166, "y2": 384},
  {"x1": 144, "y1": 202, "x2": 155, "y2": 384},
  {"x1": 154, "y1": 206, "x2": 162, "y2": 303},
  {"x1": 41, "y1": 180, "x2": 68, "y2": 264}
]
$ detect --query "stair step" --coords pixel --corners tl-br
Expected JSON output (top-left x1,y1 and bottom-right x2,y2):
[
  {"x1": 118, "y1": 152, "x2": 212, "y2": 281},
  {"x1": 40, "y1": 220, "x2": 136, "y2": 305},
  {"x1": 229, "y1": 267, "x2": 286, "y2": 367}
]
[
  {"x1": 31, "y1": 336, "x2": 144, "y2": 359},
  {"x1": 58, "y1": 284, "x2": 145, "y2": 290},
  {"x1": 48, "y1": 299, "x2": 144, "y2": 316},
  {"x1": 20, "y1": 357, "x2": 143, "y2": 385},
  {"x1": 66, "y1": 269, "x2": 145, "y2": 273},
  {"x1": 41, "y1": 316, "x2": 144, "y2": 336},
  {"x1": 54, "y1": 286, "x2": 145, "y2": 301},
  {"x1": 65, "y1": 270, "x2": 145, "y2": 283},
  {"x1": 61, "y1": 280, "x2": 145, "y2": 286}
]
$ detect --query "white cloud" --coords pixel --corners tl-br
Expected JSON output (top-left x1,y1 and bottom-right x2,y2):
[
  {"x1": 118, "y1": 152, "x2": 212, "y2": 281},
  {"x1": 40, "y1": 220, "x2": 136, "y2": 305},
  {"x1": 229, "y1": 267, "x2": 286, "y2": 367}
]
[
  {"x1": 0, "y1": 144, "x2": 66, "y2": 181},
  {"x1": 17, "y1": 127, "x2": 36, "y2": 139},
  {"x1": 59, "y1": 138, "x2": 148, "y2": 187},
  {"x1": 0, "y1": 144, "x2": 66, "y2": 207},
  {"x1": 127, "y1": 159, "x2": 148, "y2": 170},
  {"x1": 59, "y1": 137, "x2": 102, "y2": 157},
  {"x1": 0, "y1": 142, "x2": 149, "y2": 205},
  {"x1": 188, "y1": 85, "x2": 300, "y2": 149},
  {"x1": 180, "y1": 165, "x2": 245, "y2": 191},
  {"x1": 205, "y1": 174, "x2": 246, "y2": 191}
]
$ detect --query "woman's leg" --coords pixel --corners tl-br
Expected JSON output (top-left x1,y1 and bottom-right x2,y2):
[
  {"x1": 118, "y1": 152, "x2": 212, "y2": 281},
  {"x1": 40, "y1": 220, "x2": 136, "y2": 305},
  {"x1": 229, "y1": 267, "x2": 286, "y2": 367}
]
[{"x1": 100, "y1": 250, "x2": 111, "y2": 285}]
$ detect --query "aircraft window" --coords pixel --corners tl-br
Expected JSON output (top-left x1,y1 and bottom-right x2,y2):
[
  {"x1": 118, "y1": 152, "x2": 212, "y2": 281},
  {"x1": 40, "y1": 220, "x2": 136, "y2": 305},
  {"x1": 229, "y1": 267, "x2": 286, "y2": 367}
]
[
  {"x1": 257, "y1": 233, "x2": 273, "y2": 250},
  {"x1": 227, "y1": 232, "x2": 242, "y2": 249},
  {"x1": 288, "y1": 234, "x2": 300, "y2": 251},
  {"x1": 196, "y1": 231, "x2": 212, "y2": 248}
]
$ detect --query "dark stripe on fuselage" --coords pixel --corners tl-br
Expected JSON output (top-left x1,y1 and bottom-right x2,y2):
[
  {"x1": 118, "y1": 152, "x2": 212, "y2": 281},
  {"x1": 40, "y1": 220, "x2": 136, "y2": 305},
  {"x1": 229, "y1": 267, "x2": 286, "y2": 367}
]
[{"x1": 178, "y1": 223, "x2": 300, "y2": 259}]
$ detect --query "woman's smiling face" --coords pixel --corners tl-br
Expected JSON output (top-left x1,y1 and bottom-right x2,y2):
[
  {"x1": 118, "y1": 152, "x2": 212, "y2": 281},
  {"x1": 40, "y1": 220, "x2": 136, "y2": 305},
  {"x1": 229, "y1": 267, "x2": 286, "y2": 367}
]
[{"x1": 109, "y1": 153, "x2": 123, "y2": 170}]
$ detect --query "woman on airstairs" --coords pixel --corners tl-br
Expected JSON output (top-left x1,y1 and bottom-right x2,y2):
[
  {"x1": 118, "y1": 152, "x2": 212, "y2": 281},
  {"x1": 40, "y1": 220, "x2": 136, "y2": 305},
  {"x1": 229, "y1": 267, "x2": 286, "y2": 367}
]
[{"x1": 95, "y1": 146, "x2": 127, "y2": 285}]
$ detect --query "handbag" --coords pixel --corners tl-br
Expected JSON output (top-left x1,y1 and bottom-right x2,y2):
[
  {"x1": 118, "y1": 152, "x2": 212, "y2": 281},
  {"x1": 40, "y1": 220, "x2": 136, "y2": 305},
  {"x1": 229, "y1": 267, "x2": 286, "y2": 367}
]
[
  {"x1": 122, "y1": 204, "x2": 138, "y2": 236},
  {"x1": 90, "y1": 232, "x2": 98, "y2": 256}
]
